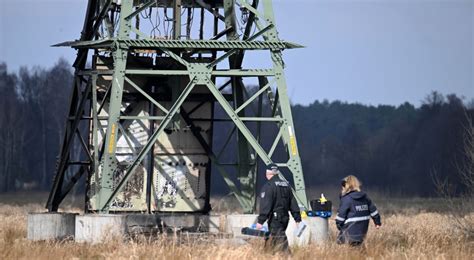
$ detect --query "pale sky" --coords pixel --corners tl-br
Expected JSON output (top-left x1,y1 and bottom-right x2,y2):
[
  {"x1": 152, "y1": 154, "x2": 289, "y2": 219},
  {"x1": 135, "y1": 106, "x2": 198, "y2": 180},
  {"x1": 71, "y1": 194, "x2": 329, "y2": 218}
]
[{"x1": 0, "y1": 0, "x2": 473, "y2": 106}]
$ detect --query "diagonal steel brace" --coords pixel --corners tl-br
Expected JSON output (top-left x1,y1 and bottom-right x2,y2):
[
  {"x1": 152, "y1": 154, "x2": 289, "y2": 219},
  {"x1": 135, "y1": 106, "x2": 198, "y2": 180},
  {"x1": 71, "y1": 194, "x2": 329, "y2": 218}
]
[{"x1": 100, "y1": 79, "x2": 198, "y2": 211}]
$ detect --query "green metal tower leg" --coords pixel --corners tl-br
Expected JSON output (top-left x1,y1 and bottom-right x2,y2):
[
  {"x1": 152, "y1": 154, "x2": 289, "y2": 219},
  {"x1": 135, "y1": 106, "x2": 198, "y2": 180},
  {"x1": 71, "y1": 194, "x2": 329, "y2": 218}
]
[
  {"x1": 98, "y1": 0, "x2": 134, "y2": 211},
  {"x1": 273, "y1": 54, "x2": 308, "y2": 208},
  {"x1": 97, "y1": 49, "x2": 128, "y2": 210},
  {"x1": 223, "y1": 0, "x2": 255, "y2": 213},
  {"x1": 262, "y1": 0, "x2": 308, "y2": 208}
]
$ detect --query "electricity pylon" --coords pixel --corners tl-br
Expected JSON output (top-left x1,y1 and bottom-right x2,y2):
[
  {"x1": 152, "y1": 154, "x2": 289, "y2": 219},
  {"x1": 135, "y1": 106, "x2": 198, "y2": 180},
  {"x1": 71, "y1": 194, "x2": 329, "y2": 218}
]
[{"x1": 46, "y1": 0, "x2": 308, "y2": 214}]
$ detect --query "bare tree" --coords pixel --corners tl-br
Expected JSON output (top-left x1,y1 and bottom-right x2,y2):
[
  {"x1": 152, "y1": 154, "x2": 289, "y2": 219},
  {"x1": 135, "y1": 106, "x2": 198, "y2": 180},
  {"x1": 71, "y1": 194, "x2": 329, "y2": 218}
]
[
  {"x1": 433, "y1": 111, "x2": 474, "y2": 238},
  {"x1": 16, "y1": 59, "x2": 73, "y2": 190},
  {"x1": 0, "y1": 63, "x2": 26, "y2": 192}
]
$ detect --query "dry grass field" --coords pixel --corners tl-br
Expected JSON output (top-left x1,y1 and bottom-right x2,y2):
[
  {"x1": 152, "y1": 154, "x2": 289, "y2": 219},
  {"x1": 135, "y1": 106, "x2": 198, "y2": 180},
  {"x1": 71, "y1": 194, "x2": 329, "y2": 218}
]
[{"x1": 0, "y1": 192, "x2": 472, "y2": 259}]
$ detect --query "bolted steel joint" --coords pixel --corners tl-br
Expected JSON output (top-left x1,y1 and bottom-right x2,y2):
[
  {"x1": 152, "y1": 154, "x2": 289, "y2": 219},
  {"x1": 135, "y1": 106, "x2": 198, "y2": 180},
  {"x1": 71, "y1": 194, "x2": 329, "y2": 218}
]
[{"x1": 187, "y1": 63, "x2": 212, "y2": 84}]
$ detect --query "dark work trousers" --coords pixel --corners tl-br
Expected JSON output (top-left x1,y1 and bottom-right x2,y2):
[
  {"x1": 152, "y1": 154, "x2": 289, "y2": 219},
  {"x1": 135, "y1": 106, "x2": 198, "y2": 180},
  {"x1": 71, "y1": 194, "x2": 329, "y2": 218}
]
[
  {"x1": 336, "y1": 221, "x2": 368, "y2": 247},
  {"x1": 265, "y1": 215, "x2": 290, "y2": 254},
  {"x1": 337, "y1": 231, "x2": 363, "y2": 246}
]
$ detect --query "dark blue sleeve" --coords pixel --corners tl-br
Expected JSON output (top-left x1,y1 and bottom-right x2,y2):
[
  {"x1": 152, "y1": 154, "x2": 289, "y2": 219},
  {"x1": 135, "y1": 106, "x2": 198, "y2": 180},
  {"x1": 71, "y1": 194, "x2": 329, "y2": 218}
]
[
  {"x1": 289, "y1": 191, "x2": 301, "y2": 223},
  {"x1": 335, "y1": 197, "x2": 350, "y2": 230},
  {"x1": 367, "y1": 197, "x2": 381, "y2": 226},
  {"x1": 257, "y1": 183, "x2": 275, "y2": 225}
]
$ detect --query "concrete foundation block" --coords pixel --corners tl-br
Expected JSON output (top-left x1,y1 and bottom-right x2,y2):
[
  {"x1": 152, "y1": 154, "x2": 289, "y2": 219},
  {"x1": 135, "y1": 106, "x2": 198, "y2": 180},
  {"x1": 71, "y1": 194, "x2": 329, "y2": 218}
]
[
  {"x1": 225, "y1": 214, "x2": 258, "y2": 236},
  {"x1": 196, "y1": 215, "x2": 222, "y2": 233},
  {"x1": 306, "y1": 216, "x2": 329, "y2": 244},
  {"x1": 287, "y1": 216, "x2": 329, "y2": 246},
  {"x1": 158, "y1": 214, "x2": 200, "y2": 230},
  {"x1": 27, "y1": 213, "x2": 77, "y2": 241},
  {"x1": 125, "y1": 214, "x2": 220, "y2": 233},
  {"x1": 298, "y1": 216, "x2": 329, "y2": 245},
  {"x1": 75, "y1": 214, "x2": 126, "y2": 243},
  {"x1": 74, "y1": 213, "x2": 224, "y2": 243},
  {"x1": 125, "y1": 214, "x2": 160, "y2": 235}
]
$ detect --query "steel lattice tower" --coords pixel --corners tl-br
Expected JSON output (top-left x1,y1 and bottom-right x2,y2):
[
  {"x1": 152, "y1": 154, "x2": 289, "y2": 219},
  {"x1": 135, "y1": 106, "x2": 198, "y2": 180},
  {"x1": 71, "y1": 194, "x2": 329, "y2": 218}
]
[{"x1": 46, "y1": 0, "x2": 308, "y2": 214}]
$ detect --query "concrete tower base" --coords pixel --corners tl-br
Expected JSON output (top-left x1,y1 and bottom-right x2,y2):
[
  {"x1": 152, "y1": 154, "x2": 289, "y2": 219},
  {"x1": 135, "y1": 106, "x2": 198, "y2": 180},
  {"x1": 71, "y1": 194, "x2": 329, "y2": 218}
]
[
  {"x1": 27, "y1": 213, "x2": 77, "y2": 241},
  {"x1": 27, "y1": 213, "x2": 329, "y2": 245}
]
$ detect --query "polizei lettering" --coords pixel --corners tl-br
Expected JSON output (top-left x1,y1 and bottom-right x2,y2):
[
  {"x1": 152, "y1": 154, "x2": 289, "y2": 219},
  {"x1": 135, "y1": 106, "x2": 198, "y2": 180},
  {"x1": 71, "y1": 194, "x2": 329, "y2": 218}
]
[{"x1": 355, "y1": 205, "x2": 368, "y2": 211}]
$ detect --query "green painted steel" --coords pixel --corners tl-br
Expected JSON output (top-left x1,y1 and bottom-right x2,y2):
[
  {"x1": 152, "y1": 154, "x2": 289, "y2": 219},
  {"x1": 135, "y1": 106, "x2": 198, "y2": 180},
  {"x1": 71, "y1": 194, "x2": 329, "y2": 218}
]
[
  {"x1": 102, "y1": 79, "x2": 199, "y2": 211},
  {"x1": 97, "y1": 0, "x2": 133, "y2": 210},
  {"x1": 262, "y1": 0, "x2": 308, "y2": 208},
  {"x1": 47, "y1": 0, "x2": 310, "y2": 214},
  {"x1": 54, "y1": 39, "x2": 303, "y2": 50}
]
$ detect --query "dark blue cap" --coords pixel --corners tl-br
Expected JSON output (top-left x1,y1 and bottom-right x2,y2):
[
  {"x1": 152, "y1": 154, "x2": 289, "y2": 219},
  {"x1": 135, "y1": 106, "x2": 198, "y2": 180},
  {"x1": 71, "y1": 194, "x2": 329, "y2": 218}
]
[{"x1": 267, "y1": 163, "x2": 278, "y2": 172}]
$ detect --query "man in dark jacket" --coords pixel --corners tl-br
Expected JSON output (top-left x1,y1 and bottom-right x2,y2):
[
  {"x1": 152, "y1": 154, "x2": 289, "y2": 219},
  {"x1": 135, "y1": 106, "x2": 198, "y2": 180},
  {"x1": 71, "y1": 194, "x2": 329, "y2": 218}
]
[
  {"x1": 256, "y1": 164, "x2": 301, "y2": 253},
  {"x1": 336, "y1": 176, "x2": 382, "y2": 246}
]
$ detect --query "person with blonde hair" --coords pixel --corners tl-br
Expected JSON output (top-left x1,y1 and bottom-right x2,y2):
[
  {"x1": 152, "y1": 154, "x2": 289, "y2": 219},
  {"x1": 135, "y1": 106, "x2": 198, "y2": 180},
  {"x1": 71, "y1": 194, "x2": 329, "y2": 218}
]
[{"x1": 335, "y1": 175, "x2": 381, "y2": 246}]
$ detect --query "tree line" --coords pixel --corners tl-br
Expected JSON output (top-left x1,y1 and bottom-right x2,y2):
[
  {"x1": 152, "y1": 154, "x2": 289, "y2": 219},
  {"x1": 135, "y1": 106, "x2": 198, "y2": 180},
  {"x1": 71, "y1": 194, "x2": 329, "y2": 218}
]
[
  {"x1": 0, "y1": 59, "x2": 72, "y2": 192},
  {"x1": 293, "y1": 94, "x2": 474, "y2": 196},
  {"x1": 0, "y1": 59, "x2": 472, "y2": 196}
]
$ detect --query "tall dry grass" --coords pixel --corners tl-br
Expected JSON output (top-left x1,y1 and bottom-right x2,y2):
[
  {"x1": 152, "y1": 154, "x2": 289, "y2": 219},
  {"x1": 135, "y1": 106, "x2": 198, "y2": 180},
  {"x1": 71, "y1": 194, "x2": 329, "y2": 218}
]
[{"x1": 0, "y1": 197, "x2": 472, "y2": 260}]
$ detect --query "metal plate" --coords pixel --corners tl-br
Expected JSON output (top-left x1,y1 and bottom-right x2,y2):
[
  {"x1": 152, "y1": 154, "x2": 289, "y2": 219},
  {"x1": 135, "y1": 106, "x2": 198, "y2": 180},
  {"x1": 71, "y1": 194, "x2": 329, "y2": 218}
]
[{"x1": 88, "y1": 56, "x2": 213, "y2": 212}]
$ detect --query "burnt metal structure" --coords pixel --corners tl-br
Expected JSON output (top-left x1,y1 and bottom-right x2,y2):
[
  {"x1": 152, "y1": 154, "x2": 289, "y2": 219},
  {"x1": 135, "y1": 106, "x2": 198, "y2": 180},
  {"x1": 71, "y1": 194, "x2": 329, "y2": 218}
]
[{"x1": 46, "y1": 0, "x2": 308, "y2": 214}]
